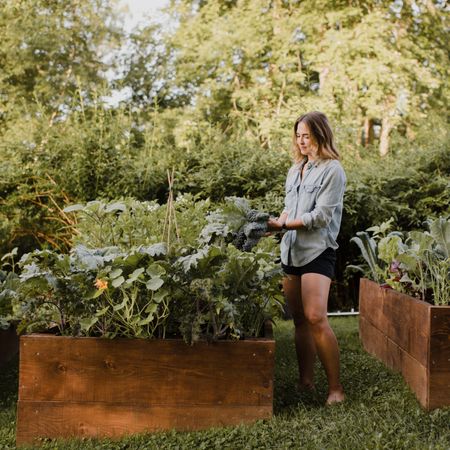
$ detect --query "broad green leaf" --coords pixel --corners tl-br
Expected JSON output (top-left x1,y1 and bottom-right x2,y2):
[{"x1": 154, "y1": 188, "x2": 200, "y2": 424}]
[
  {"x1": 378, "y1": 235, "x2": 402, "y2": 264},
  {"x1": 428, "y1": 217, "x2": 450, "y2": 258},
  {"x1": 80, "y1": 316, "x2": 98, "y2": 332},
  {"x1": 153, "y1": 290, "x2": 168, "y2": 304},
  {"x1": 139, "y1": 243, "x2": 167, "y2": 257},
  {"x1": 146, "y1": 263, "x2": 166, "y2": 278},
  {"x1": 146, "y1": 277, "x2": 164, "y2": 291},
  {"x1": 113, "y1": 297, "x2": 127, "y2": 311},
  {"x1": 1, "y1": 247, "x2": 18, "y2": 261},
  {"x1": 91, "y1": 289, "x2": 105, "y2": 299},
  {"x1": 350, "y1": 232, "x2": 380, "y2": 282},
  {"x1": 109, "y1": 268, "x2": 123, "y2": 279},
  {"x1": 138, "y1": 313, "x2": 155, "y2": 326},
  {"x1": 145, "y1": 303, "x2": 158, "y2": 314},
  {"x1": 397, "y1": 253, "x2": 418, "y2": 271},
  {"x1": 95, "y1": 306, "x2": 109, "y2": 317},
  {"x1": 112, "y1": 276, "x2": 125, "y2": 288},
  {"x1": 129, "y1": 267, "x2": 145, "y2": 279}
]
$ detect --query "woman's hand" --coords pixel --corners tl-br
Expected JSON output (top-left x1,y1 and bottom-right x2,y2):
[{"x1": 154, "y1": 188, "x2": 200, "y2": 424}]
[{"x1": 267, "y1": 217, "x2": 284, "y2": 232}]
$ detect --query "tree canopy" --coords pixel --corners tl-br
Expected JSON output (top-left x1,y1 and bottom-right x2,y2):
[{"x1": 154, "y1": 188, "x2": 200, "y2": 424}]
[{"x1": 165, "y1": 0, "x2": 448, "y2": 154}]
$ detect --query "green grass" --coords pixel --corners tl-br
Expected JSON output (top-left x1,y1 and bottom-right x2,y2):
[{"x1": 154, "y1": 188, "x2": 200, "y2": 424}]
[{"x1": 1, "y1": 317, "x2": 449, "y2": 449}]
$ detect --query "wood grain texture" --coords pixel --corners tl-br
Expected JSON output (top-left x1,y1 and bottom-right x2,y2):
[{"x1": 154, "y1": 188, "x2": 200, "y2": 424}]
[
  {"x1": 16, "y1": 334, "x2": 275, "y2": 445},
  {"x1": 16, "y1": 401, "x2": 272, "y2": 446},
  {"x1": 359, "y1": 316, "x2": 428, "y2": 407},
  {"x1": 18, "y1": 336, "x2": 274, "y2": 405},
  {"x1": 359, "y1": 279, "x2": 450, "y2": 410},
  {"x1": 429, "y1": 307, "x2": 450, "y2": 370},
  {"x1": 359, "y1": 316, "x2": 387, "y2": 360},
  {"x1": 428, "y1": 372, "x2": 450, "y2": 410},
  {"x1": 360, "y1": 279, "x2": 429, "y2": 365}
]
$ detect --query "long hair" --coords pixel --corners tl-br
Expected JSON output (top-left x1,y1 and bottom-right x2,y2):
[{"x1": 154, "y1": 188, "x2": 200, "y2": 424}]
[{"x1": 292, "y1": 111, "x2": 340, "y2": 163}]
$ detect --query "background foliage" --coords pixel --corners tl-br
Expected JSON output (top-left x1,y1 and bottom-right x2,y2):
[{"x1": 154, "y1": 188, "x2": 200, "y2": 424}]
[{"x1": 0, "y1": 0, "x2": 448, "y2": 310}]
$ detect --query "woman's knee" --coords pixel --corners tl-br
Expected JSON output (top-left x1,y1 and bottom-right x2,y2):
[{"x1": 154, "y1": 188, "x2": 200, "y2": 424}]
[{"x1": 304, "y1": 309, "x2": 327, "y2": 328}]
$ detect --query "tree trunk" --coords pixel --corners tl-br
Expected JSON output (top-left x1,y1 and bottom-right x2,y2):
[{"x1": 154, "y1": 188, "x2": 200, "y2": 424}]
[
  {"x1": 379, "y1": 116, "x2": 392, "y2": 156},
  {"x1": 363, "y1": 117, "x2": 374, "y2": 146}
]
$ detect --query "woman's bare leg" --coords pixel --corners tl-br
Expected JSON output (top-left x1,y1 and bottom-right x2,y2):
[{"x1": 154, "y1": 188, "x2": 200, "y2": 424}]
[
  {"x1": 282, "y1": 275, "x2": 317, "y2": 388},
  {"x1": 300, "y1": 273, "x2": 345, "y2": 405}
]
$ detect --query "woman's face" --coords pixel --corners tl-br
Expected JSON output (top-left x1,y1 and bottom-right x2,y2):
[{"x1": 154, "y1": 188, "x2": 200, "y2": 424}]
[{"x1": 296, "y1": 121, "x2": 318, "y2": 159}]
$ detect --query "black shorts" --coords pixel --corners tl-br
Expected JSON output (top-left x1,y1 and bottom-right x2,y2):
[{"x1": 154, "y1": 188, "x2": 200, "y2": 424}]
[{"x1": 281, "y1": 247, "x2": 336, "y2": 279}]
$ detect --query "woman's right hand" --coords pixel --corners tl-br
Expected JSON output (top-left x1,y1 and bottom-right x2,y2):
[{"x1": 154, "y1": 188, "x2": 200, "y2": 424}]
[{"x1": 267, "y1": 218, "x2": 283, "y2": 232}]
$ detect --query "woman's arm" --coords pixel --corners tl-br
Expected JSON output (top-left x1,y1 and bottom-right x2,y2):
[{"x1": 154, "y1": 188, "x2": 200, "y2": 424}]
[{"x1": 267, "y1": 211, "x2": 289, "y2": 232}]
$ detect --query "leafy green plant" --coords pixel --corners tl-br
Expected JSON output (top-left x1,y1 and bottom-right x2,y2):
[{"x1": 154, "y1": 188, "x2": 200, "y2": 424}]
[
  {"x1": 349, "y1": 217, "x2": 450, "y2": 305},
  {"x1": 9, "y1": 199, "x2": 283, "y2": 342},
  {"x1": 200, "y1": 197, "x2": 269, "y2": 251},
  {"x1": 0, "y1": 248, "x2": 20, "y2": 330},
  {"x1": 66, "y1": 195, "x2": 211, "y2": 251}
]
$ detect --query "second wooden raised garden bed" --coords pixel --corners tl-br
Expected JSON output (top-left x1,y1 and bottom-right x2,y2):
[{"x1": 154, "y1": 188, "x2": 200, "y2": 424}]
[{"x1": 359, "y1": 278, "x2": 450, "y2": 410}]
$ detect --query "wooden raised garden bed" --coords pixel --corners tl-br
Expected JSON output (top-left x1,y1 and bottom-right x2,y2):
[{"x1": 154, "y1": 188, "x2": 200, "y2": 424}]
[
  {"x1": 359, "y1": 278, "x2": 450, "y2": 410},
  {"x1": 16, "y1": 325, "x2": 275, "y2": 446}
]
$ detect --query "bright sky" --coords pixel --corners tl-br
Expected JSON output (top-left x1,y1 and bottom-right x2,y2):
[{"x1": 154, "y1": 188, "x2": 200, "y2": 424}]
[{"x1": 119, "y1": 0, "x2": 170, "y2": 31}]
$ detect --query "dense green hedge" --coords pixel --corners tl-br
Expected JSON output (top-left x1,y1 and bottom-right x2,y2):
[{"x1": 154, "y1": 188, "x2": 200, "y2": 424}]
[{"x1": 1, "y1": 108, "x2": 448, "y2": 309}]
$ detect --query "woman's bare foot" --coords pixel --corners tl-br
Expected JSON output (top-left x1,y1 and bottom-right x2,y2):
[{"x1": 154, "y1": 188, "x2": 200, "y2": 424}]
[{"x1": 325, "y1": 387, "x2": 345, "y2": 406}]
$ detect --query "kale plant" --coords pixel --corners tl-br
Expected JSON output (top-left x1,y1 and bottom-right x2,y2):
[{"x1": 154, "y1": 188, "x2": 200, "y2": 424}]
[{"x1": 200, "y1": 197, "x2": 269, "y2": 252}]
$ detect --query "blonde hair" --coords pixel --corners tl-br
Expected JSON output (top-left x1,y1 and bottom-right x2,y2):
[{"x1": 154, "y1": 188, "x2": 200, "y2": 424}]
[{"x1": 292, "y1": 111, "x2": 340, "y2": 163}]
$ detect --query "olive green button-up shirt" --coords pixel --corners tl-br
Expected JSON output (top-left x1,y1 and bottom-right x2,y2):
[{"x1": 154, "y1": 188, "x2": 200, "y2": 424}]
[{"x1": 280, "y1": 158, "x2": 346, "y2": 267}]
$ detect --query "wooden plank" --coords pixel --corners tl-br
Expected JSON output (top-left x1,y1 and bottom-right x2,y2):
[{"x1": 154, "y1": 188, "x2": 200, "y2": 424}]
[
  {"x1": 359, "y1": 279, "x2": 384, "y2": 330},
  {"x1": 359, "y1": 279, "x2": 450, "y2": 410},
  {"x1": 359, "y1": 316, "x2": 387, "y2": 361},
  {"x1": 428, "y1": 307, "x2": 450, "y2": 410},
  {"x1": 19, "y1": 336, "x2": 274, "y2": 406},
  {"x1": 385, "y1": 334, "x2": 428, "y2": 408},
  {"x1": 360, "y1": 279, "x2": 429, "y2": 366},
  {"x1": 359, "y1": 316, "x2": 428, "y2": 408},
  {"x1": 429, "y1": 307, "x2": 450, "y2": 370},
  {"x1": 16, "y1": 400, "x2": 272, "y2": 446},
  {"x1": 428, "y1": 372, "x2": 450, "y2": 410},
  {"x1": 382, "y1": 288, "x2": 430, "y2": 365}
]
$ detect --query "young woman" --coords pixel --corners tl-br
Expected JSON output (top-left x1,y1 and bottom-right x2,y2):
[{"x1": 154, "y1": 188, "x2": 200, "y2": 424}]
[{"x1": 267, "y1": 111, "x2": 346, "y2": 405}]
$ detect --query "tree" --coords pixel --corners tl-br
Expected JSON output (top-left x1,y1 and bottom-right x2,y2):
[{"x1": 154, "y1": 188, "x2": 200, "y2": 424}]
[
  {"x1": 0, "y1": 0, "x2": 122, "y2": 128},
  {"x1": 115, "y1": 23, "x2": 190, "y2": 112},
  {"x1": 165, "y1": 0, "x2": 448, "y2": 154}
]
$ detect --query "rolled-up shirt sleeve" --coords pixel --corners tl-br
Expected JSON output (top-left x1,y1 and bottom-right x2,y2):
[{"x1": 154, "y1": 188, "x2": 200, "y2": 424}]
[{"x1": 300, "y1": 165, "x2": 346, "y2": 230}]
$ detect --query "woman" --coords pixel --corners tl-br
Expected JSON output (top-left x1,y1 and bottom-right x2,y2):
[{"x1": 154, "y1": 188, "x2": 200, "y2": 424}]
[{"x1": 268, "y1": 111, "x2": 346, "y2": 405}]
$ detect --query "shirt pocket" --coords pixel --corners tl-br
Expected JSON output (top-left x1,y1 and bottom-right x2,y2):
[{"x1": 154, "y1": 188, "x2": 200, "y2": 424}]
[
  {"x1": 303, "y1": 184, "x2": 321, "y2": 194},
  {"x1": 300, "y1": 184, "x2": 321, "y2": 211},
  {"x1": 285, "y1": 183, "x2": 294, "y2": 194}
]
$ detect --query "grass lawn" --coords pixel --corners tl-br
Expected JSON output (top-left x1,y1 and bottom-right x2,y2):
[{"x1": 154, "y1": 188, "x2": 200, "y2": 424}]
[{"x1": 1, "y1": 317, "x2": 449, "y2": 449}]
